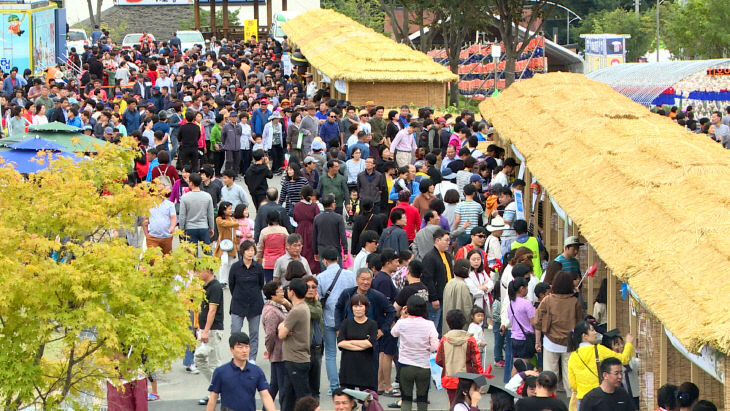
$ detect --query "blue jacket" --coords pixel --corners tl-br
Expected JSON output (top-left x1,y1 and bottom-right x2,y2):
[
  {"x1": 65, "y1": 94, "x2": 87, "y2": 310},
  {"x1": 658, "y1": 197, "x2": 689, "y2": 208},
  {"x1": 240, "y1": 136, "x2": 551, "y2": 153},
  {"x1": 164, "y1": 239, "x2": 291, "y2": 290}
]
[
  {"x1": 66, "y1": 116, "x2": 83, "y2": 129},
  {"x1": 2, "y1": 76, "x2": 26, "y2": 95},
  {"x1": 335, "y1": 286, "x2": 396, "y2": 333},
  {"x1": 319, "y1": 120, "x2": 340, "y2": 145},
  {"x1": 123, "y1": 109, "x2": 140, "y2": 132},
  {"x1": 251, "y1": 108, "x2": 271, "y2": 136},
  {"x1": 388, "y1": 179, "x2": 420, "y2": 203}
]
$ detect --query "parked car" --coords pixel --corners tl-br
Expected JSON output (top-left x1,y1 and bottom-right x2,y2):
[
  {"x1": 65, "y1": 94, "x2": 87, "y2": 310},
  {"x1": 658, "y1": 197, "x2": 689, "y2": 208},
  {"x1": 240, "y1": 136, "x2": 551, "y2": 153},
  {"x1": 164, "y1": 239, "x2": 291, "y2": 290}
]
[
  {"x1": 121, "y1": 33, "x2": 156, "y2": 50},
  {"x1": 66, "y1": 29, "x2": 89, "y2": 53},
  {"x1": 175, "y1": 30, "x2": 206, "y2": 53}
]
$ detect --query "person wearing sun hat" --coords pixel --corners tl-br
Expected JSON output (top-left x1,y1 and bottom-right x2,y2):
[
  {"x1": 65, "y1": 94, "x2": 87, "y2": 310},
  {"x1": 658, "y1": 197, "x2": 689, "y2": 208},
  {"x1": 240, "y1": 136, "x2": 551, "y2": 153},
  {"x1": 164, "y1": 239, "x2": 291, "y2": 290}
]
[{"x1": 262, "y1": 110, "x2": 286, "y2": 173}]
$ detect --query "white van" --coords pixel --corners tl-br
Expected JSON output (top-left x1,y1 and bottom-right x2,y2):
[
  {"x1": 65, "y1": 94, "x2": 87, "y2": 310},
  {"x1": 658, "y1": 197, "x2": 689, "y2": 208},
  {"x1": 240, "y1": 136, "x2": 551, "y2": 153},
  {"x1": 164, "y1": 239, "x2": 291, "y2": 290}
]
[{"x1": 176, "y1": 30, "x2": 206, "y2": 53}]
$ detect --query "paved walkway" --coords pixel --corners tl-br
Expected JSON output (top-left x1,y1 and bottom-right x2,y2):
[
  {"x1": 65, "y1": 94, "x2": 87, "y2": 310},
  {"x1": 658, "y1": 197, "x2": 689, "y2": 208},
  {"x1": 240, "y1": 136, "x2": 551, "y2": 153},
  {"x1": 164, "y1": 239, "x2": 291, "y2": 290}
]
[{"x1": 149, "y1": 175, "x2": 509, "y2": 410}]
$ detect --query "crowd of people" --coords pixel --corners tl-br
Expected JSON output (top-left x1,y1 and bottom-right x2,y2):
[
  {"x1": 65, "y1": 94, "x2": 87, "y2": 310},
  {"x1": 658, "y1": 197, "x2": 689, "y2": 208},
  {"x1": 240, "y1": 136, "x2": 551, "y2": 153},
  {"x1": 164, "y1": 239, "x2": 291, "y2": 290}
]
[
  {"x1": 655, "y1": 104, "x2": 730, "y2": 148},
  {"x1": 0, "y1": 28, "x2": 722, "y2": 411}
]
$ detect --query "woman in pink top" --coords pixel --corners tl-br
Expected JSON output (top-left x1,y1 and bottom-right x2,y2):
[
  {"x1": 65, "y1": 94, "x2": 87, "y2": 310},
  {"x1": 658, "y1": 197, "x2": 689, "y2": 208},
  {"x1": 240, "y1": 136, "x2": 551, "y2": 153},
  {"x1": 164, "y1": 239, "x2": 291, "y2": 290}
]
[
  {"x1": 256, "y1": 210, "x2": 289, "y2": 283},
  {"x1": 390, "y1": 122, "x2": 420, "y2": 168},
  {"x1": 390, "y1": 295, "x2": 439, "y2": 411}
]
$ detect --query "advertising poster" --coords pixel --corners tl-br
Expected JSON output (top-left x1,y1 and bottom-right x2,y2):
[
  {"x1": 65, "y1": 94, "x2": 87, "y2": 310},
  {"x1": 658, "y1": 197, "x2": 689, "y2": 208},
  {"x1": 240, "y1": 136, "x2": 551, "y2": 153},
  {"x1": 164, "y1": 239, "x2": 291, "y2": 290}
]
[
  {"x1": 0, "y1": 11, "x2": 30, "y2": 73},
  {"x1": 32, "y1": 8, "x2": 56, "y2": 74},
  {"x1": 244, "y1": 19, "x2": 258, "y2": 41}
]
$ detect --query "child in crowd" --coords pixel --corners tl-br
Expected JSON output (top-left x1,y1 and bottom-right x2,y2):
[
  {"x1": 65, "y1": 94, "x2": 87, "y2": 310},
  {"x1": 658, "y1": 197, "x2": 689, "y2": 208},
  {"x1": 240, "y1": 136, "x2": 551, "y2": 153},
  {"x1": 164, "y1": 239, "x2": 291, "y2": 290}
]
[
  {"x1": 347, "y1": 189, "x2": 359, "y2": 224},
  {"x1": 392, "y1": 250, "x2": 413, "y2": 291},
  {"x1": 252, "y1": 135, "x2": 264, "y2": 152},
  {"x1": 234, "y1": 204, "x2": 254, "y2": 244}
]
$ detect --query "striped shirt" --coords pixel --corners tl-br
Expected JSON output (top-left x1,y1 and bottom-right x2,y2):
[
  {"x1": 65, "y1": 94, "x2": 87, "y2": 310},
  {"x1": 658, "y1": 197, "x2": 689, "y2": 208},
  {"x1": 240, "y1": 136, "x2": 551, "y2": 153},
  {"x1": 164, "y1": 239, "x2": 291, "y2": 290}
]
[
  {"x1": 455, "y1": 200, "x2": 483, "y2": 235},
  {"x1": 280, "y1": 177, "x2": 309, "y2": 215}
]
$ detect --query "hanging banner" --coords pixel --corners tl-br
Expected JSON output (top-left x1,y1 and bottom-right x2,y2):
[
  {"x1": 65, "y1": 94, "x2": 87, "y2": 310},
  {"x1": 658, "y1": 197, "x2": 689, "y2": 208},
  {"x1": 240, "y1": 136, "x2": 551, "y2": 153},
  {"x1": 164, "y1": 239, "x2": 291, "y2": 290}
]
[
  {"x1": 0, "y1": 11, "x2": 31, "y2": 73},
  {"x1": 281, "y1": 54, "x2": 292, "y2": 76},
  {"x1": 626, "y1": 284, "x2": 725, "y2": 384},
  {"x1": 243, "y1": 19, "x2": 258, "y2": 41}
]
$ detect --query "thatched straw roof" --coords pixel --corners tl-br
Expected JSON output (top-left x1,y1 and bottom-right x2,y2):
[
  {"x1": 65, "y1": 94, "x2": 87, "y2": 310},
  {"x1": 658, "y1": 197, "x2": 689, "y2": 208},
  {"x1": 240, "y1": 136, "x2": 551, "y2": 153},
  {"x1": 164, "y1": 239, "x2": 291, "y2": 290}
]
[
  {"x1": 480, "y1": 72, "x2": 730, "y2": 354},
  {"x1": 282, "y1": 9, "x2": 458, "y2": 83}
]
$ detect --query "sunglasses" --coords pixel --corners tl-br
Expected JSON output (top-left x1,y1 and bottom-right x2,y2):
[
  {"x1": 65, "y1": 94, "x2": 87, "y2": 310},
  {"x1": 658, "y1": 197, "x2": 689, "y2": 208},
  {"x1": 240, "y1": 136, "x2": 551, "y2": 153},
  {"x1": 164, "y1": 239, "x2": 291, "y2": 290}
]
[
  {"x1": 475, "y1": 234, "x2": 486, "y2": 238},
  {"x1": 308, "y1": 285, "x2": 317, "y2": 289},
  {"x1": 329, "y1": 115, "x2": 337, "y2": 118}
]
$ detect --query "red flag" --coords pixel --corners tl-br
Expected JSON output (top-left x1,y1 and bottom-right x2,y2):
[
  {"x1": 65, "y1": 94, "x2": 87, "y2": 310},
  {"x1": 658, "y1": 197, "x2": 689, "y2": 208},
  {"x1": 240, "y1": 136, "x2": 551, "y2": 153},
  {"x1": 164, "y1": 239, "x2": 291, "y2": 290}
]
[
  {"x1": 586, "y1": 263, "x2": 598, "y2": 278},
  {"x1": 483, "y1": 364, "x2": 495, "y2": 379}
]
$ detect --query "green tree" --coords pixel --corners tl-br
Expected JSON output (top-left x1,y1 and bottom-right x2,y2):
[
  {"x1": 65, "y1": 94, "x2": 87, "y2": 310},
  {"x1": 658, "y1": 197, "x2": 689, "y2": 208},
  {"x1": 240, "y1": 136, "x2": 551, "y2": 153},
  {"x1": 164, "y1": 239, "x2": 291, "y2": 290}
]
[
  {"x1": 577, "y1": 7, "x2": 654, "y2": 62},
  {"x1": 0, "y1": 140, "x2": 215, "y2": 410},
  {"x1": 321, "y1": 0, "x2": 386, "y2": 33},
  {"x1": 662, "y1": 0, "x2": 730, "y2": 59},
  {"x1": 178, "y1": 7, "x2": 242, "y2": 31}
]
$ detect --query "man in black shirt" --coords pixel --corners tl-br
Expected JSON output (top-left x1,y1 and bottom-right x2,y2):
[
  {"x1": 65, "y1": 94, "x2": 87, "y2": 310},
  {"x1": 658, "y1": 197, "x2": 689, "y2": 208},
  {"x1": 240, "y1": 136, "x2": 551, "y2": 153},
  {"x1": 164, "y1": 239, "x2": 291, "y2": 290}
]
[
  {"x1": 515, "y1": 371, "x2": 567, "y2": 411},
  {"x1": 580, "y1": 358, "x2": 636, "y2": 411},
  {"x1": 178, "y1": 110, "x2": 202, "y2": 172},
  {"x1": 394, "y1": 260, "x2": 429, "y2": 318},
  {"x1": 194, "y1": 268, "x2": 225, "y2": 405}
]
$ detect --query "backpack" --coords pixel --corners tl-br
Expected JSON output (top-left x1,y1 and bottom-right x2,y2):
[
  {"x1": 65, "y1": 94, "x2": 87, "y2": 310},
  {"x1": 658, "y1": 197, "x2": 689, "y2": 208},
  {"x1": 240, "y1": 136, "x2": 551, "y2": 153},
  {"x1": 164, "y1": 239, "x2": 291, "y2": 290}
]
[
  {"x1": 417, "y1": 129, "x2": 430, "y2": 149},
  {"x1": 155, "y1": 164, "x2": 174, "y2": 192}
]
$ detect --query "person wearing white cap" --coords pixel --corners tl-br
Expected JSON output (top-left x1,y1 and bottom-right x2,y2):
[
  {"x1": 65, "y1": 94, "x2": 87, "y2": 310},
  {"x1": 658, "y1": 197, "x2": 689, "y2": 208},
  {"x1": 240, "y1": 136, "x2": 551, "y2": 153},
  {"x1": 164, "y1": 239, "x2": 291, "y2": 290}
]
[
  {"x1": 262, "y1": 111, "x2": 286, "y2": 174},
  {"x1": 485, "y1": 216, "x2": 506, "y2": 267},
  {"x1": 555, "y1": 236, "x2": 583, "y2": 275}
]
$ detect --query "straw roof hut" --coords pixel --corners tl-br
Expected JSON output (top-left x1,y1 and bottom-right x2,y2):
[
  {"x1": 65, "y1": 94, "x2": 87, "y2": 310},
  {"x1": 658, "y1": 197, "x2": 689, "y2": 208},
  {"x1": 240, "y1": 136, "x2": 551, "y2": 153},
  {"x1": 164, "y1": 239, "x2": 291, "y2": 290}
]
[
  {"x1": 480, "y1": 72, "x2": 730, "y2": 408},
  {"x1": 282, "y1": 9, "x2": 457, "y2": 107}
]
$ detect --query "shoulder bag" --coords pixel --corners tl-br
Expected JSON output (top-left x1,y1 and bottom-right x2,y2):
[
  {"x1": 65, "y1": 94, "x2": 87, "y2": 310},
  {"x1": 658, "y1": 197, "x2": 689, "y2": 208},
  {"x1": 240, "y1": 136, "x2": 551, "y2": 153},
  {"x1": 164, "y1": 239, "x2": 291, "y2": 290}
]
[
  {"x1": 510, "y1": 302, "x2": 536, "y2": 357},
  {"x1": 320, "y1": 267, "x2": 343, "y2": 306}
]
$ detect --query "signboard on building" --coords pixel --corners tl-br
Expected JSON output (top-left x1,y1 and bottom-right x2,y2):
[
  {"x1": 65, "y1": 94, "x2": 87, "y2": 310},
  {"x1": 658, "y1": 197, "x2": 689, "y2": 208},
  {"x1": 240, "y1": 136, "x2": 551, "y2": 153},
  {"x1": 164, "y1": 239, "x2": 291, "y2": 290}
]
[
  {"x1": 580, "y1": 34, "x2": 630, "y2": 74},
  {"x1": 31, "y1": 7, "x2": 54, "y2": 73},
  {"x1": 0, "y1": 10, "x2": 30, "y2": 73},
  {"x1": 243, "y1": 18, "x2": 257, "y2": 41}
]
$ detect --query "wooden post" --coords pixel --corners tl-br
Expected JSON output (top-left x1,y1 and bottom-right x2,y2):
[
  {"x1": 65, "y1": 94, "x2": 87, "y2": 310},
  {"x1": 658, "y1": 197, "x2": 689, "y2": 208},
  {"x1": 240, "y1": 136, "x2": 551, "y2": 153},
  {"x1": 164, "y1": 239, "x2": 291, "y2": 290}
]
[
  {"x1": 543, "y1": 195, "x2": 552, "y2": 258},
  {"x1": 607, "y1": 269, "x2": 616, "y2": 329},
  {"x1": 194, "y1": 0, "x2": 200, "y2": 31},
  {"x1": 222, "y1": 0, "x2": 229, "y2": 39},
  {"x1": 659, "y1": 326, "x2": 668, "y2": 385},
  {"x1": 282, "y1": 0, "x2": 287, "y2": 11},
  {"x1": 690, "y1": 362, "x2": 698, "y2": 383},
  {"x1": 210, "y1": 0, "x2": 216, "y2": 38},
  {"x1": 266, "y1": 0, "x2": 272, "y2": 30},
  {"x1": 253, "y1": 0, "x2": 259, "y2": 31}
]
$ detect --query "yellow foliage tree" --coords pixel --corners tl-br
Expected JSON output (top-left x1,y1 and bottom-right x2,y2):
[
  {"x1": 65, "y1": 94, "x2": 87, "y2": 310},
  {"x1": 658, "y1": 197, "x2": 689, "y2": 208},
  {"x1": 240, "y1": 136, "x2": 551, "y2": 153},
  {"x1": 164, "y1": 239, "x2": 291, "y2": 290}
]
[{"x1": 0, "y1": 139, "x2": 217, "y2": 410}]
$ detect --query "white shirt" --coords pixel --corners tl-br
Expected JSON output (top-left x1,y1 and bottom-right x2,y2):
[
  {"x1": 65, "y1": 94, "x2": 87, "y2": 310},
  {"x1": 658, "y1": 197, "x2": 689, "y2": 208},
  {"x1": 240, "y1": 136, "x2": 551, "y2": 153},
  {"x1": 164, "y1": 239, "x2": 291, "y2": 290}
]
[
  {"x1": 492, "y1": 171, "x2": 509, "y2": 188},
  {"x1": 352, "y1": 249, "x2": 370, "y2": 273}
]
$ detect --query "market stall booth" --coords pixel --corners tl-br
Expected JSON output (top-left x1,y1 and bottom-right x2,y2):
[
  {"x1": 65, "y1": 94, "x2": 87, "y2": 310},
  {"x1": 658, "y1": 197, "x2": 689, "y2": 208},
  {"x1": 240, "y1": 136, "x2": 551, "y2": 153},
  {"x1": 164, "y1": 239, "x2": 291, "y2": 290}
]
[
  {"x1": 588, "y1": 59, "x2": 730, "y2": 116},
  {"x1": 0, "y1": 2, "x2": 63, "y2": 75},
  {"x1": 281, "y1": 9, "x2": 457, "y2": 107},
  {"x1": 480, "y1": 72, "x2": 730, "y2": 410}
]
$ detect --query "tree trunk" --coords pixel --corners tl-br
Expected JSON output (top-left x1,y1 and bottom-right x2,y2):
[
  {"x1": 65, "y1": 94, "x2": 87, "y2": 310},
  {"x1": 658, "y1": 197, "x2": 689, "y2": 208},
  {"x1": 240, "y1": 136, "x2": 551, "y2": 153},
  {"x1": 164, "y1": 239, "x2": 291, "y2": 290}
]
[
  {"x1": 95, "y1": 0, "x2": 102, "y2": 26},
  {"x1": 86, "y1": 0, "x2": 96, "y2": 26},
  {"x1": 447, "y1": 33, "x2": 461, "y2": 105},
  {"x1": 503, "y1": 51, "x2": 516, "y2": 88}
]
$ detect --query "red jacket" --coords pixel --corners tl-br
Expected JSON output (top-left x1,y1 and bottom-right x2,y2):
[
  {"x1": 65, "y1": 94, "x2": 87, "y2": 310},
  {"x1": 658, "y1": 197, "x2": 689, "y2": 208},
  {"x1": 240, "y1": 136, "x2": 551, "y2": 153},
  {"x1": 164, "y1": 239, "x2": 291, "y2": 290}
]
[
  {"x1": 435, "y1": 333, "x2": 485, "y2": 389},
  {"x1": 388, "y1": 202, "x2": 420, "y2": 241}
]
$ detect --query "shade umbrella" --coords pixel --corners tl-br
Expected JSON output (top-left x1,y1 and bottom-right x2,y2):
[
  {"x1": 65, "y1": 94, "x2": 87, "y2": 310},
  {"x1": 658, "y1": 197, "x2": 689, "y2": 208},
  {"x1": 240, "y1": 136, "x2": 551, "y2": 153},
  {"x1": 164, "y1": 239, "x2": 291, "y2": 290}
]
[
  {"x1": 28, "y1": 122, "x2": 82, "y2": 133},
  {"x1": 1, "y1": 131, "x2": 106, "y2": 153},
  {"x1": 0, "y1": 137, "x2": 84, "y2": 174}
]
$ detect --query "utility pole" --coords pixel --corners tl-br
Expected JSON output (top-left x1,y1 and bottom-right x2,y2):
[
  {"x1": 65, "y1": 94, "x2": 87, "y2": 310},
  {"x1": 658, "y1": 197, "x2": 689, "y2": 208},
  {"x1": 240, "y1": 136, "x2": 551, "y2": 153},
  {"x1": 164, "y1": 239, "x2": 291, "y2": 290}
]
[{"x1": 635, "y1": 0, "x2": 640, "y2": 14}]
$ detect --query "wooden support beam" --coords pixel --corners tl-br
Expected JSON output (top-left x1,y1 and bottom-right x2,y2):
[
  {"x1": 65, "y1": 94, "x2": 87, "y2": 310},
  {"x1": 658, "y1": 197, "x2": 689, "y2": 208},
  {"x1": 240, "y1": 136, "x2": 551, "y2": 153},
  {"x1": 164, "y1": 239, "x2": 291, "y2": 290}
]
[
  {"x1": 607, "y1": 269, "x2": 617, "y2": 329},
  {"x1": 194, "y1": 0, "x2": 200, "y2": 31},
  {"x1": 222, "y1": 0, "x2": 229, "y2": 39},
  {"x1": 253, "y1": 0, "x2": 259, "y2": 27},
  {"x1": 210, "y1": 0, "x2": 216, "y2": 36},
  {"x1": 282, "y1": 0, "x2": 287, "y2": 11},
  {"x1": 266, "y1": 0, "x2": 273, "y2": 30},
  {"x1": 543, "y1": 195, "x2": 553, "y2": 259},
  {"x1": 659, "y1": 326, "x2": 668, "y2": 385}
]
